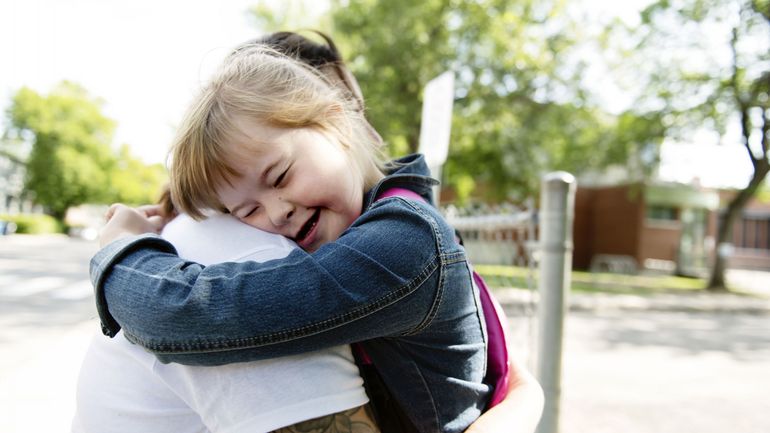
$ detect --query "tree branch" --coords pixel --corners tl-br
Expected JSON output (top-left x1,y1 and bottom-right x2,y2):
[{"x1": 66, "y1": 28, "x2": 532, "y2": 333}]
[
  {"x1": 0, "y1": 149, "x2": 26, "y2": 166},
  {"x1": 729, "y1": 25, "x2": 760, "y2": 169},
  {"x1": 749, "y1": 70, "x2": 769, "y2": 102}
]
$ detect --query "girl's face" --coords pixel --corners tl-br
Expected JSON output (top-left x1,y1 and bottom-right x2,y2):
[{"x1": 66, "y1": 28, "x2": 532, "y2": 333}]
[{"x1": 216, "y1": 117, "x2": 365, "y2": 252}]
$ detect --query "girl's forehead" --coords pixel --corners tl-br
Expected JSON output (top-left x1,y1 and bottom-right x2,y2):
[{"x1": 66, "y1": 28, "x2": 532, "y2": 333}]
[
  {"x1": 223, "y1": 117, "x2": 291, "y2": 171},
  {"x1": 224, "y1": 118, "x2": 278, "y2": 156},
  {"x1": 229, "y1": 116, "x2": 276, "y2": 148}
]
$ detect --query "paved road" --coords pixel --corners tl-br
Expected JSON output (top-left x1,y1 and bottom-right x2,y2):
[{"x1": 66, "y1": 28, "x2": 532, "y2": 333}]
[
  {"x1": 0, "y1": 235, "x2": 98, "y2": 433},
  {"x1": 1, "y1": 235, "x2": 769, "y2": 433},
  {"x1": 559, "y1": 310, "x2": 770, "y2": 433}
]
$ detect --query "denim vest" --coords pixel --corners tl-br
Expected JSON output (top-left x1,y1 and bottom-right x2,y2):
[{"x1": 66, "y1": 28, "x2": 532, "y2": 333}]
[{"x1": 90, "y1": 154, "x2": 491, "y2": 432}]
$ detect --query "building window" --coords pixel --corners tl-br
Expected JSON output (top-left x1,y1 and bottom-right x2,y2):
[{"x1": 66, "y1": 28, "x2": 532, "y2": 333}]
[
  {"x1": 724, "y1": 213, "x2": 770, "y2": 251},
  {"x1": 646, "y1": 206, "x2": 678, "y2": 222},
  {"x1": 741, "y1": 217, "x2": 770, "y2": 250}
]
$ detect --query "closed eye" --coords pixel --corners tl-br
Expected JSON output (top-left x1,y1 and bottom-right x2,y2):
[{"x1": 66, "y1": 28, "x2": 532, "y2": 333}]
[
  {"x1": 242, "y1": 206, "x2": 258, "y2": 218},
  {"x1": 274, "y1": 167, "x2": 289, "y2": 187}
]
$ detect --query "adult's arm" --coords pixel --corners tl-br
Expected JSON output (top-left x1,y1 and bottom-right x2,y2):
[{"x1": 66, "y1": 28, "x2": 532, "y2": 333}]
[
  {"x1": 464, "y1": 357, "x2": 544, "y2": 433},
  {"x1": 91, "y1": 198, "x2": 449, "y2": 365}
]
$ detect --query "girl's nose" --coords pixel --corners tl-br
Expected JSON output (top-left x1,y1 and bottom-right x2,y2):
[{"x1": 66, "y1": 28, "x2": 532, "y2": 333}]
[{"x1": 267, "y1": 197, "x2": 295, "y2": 227}]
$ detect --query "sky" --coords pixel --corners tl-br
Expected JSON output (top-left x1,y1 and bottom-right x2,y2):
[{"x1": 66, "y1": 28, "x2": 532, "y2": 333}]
[
  {"x1": 0, "y1": 0, "x2": 754, "y2": 189},
  {"x1": 1, "y1": 0, "x2": 263, "y2": 166}
]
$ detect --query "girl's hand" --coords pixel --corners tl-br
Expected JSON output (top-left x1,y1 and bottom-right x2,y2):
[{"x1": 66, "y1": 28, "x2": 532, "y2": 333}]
[{"x1": 99, "y1": 203, "x2": 169, "y2": 247}]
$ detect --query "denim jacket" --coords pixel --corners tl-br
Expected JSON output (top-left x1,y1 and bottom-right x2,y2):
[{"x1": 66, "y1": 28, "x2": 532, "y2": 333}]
[{"x1": 90, "y1": 154, "x2": 490, "y2": 432}]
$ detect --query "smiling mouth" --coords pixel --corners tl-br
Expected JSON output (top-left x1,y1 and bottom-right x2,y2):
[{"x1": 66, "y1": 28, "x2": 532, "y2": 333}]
[{"x1": 295, "y1": 208, "x2": 320, "y2": 245}]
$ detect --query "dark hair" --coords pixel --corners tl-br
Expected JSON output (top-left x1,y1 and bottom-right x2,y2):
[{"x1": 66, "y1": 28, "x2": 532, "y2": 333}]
[
  {"x1": 256, "y1": 31, "x2": 343, "y2": 68},
  {"x1": 245, "y1": 31, "x2": 365, "y2": 111}
]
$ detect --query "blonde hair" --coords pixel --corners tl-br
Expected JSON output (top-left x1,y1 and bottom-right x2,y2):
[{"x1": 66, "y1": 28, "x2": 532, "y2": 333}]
[{"x1": 169, "y1": 45, "x2": 386, "y2": 220}]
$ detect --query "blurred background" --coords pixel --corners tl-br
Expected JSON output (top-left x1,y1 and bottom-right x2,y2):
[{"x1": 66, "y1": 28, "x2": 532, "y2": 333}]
[{"x1": 1, "y1": 1, "x2": 768, "y2": 432}]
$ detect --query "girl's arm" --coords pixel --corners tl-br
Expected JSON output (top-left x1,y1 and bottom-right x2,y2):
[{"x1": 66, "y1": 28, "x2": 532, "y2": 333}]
[
  {"x1": 465, "y1": 357, "x2": 544, "y2": 433},
  {"x1": 91, "y1": 200, "x2": 449, "y2": 365}
]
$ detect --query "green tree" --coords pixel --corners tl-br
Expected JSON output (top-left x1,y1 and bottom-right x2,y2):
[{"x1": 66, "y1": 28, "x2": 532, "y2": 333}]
[
  {"x1": 109, "y1": 144, "x2": 168, "y2": 205},
  {"x1": 4, "y1": 82, "x2": 168, "y2": 221},
  {"x1": 6, "y1": 82, "x2": 116, "y2": 220},
  {"x1": 630, "y1": 0, "x2": 769, "y2": 291},
  {"x1": 249, "y1": 0, "x2": 331, "y2": 30}
]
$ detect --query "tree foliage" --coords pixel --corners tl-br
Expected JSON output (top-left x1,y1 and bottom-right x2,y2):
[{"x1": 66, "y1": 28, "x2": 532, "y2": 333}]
[
  {"x1": 110, "y1": 144, "x2": 168, "y2": 206},
  {"x1": 4, "y1": 82, "x2": 167, "y2": 220},
  {"x1": 325, "y1": 0, "x2": 665, "y2": 202},
  {"x1": 6, "y1": 82, "x2": 115, "y2": 220}
]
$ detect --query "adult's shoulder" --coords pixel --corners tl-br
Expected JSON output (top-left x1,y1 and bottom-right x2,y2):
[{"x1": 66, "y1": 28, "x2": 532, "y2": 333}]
[{"x1": 162, "y1": 213, "x2": 296, "y2": 265}]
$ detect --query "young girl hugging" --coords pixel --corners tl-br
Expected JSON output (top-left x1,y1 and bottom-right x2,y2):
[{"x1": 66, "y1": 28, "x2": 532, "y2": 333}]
[
  {"x1": 74, "y1": 32, "x2": 390, "y2": 433},
  {"x1": 93, "y1": 44, "x2": 491, "y2": 432}
]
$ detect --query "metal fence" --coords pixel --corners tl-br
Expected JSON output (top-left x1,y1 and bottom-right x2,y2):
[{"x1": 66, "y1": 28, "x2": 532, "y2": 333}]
[{"x1": 444, "y1": 199, "x2": 538, "y2": 271}]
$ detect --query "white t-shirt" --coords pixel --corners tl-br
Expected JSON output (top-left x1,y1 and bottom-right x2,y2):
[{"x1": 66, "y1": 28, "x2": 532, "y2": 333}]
[{"x1": 72, "y1": 214, "x2": 368, "y2": 433}]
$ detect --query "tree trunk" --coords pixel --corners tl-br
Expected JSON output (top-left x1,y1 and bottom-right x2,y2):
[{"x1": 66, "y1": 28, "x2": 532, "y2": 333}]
[{"x1": 706, "y1": 161, "x2": 770, "y2": 291}]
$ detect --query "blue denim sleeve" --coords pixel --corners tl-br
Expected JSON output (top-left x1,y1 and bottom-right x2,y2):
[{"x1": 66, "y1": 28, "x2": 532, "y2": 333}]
[
  {"x1": 90, "y1": 199, "x2": 446, "y2": 365},
  {"x1": 90, "y1": 233, "x2": 178, "y2": 337}
]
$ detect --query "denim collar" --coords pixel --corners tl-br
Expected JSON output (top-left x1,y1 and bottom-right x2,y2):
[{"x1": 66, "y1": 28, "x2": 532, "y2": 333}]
[{"x1": 363, "y1": 154, "x2": 439, "y2": 210}]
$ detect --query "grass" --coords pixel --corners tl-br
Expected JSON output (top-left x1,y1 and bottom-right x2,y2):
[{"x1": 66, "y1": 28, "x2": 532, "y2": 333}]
[{"x1": 475, "y1": 264, "x2": 709, "y2": 296}]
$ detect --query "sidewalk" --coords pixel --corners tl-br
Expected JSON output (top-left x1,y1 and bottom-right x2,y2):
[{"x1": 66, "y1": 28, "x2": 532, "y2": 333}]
[{"x1": 0, "y1": 234, "x2": 98, "y2": 433}]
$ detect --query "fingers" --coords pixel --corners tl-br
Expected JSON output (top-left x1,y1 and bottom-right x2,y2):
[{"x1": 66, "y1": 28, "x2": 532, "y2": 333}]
[
  {"x1": 147, "y1": 215, "x2": 166, "y2": 233},
  {"x1": 138, "y1": 203, "x2": 177, "y2": 225},
  {"x1": 103, "y1": 203, "x2": 171, "y2": 236},
  {"x1": 104, "y1": 203, "x2": 127, "y2": 222},
  {"x1": 106, "y1": 203, "x2": 163, "y2": 221},
  {"x1": 137, "y1": 204, "x2": 164, "y2": 218},
  {"x1": 99, "y1": 204, "x2": 166, "y2": 248}
]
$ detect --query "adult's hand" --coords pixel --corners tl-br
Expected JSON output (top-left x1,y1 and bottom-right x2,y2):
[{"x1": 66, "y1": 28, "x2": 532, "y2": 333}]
[
  {"x1": 465, "y1": 356, "x2": 544, "y2": 433},
  {"x1": 99, "y1": 203, "x2": 168, "y2": 247}
]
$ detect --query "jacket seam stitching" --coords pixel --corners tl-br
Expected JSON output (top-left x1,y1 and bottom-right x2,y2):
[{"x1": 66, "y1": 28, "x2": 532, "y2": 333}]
[{"x1": 396, "y1": 197, "x2": 449, "y2": 335}]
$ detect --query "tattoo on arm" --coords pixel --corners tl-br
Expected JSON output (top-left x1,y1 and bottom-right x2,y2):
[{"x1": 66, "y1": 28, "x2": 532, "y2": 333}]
[{"x1": 271, "y1": 404, "x2": 380, "y2": 433}]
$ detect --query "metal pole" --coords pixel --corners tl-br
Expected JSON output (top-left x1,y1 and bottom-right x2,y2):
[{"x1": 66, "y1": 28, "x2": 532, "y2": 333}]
[
  {"x1": 536, "y1": 172, "x2": 576, "y2": 433},
  {"x1": 430, "y1": 164, "x2": 443, "y2": 205}
]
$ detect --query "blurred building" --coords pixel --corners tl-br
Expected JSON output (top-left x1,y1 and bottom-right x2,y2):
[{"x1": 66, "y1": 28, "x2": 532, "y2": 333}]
[
  {"x1": 720, "y1": 190, "x2": 770, "y2": 270},
  {"x1": 573, "y1": 182, "x2": 718, "y2": 276},
  {"x1": 573, "y1": 182, "x2": 770, "y2": 274},
  {"x1": 0, "y1": 152, "x2": 28, "y2": 214},
  {"x1": 573, "y1": 141, "x2": 769, "y2": 274}
]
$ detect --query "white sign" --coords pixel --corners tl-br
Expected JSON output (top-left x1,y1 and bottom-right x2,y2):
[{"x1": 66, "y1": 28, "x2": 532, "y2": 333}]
[{"x1": 418, "y1": 71, "x2": 455, "y2": 167}]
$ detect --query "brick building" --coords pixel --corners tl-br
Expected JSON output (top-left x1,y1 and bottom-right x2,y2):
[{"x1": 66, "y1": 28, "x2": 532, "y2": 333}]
[{"x1": 573, "y1": 182, "x2": 770, "y2": 274}]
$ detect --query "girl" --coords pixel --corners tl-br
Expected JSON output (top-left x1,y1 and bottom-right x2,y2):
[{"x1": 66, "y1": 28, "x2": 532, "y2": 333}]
[{"x1": 95, "y1": 44, "x2": 489, "y2": 432}]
